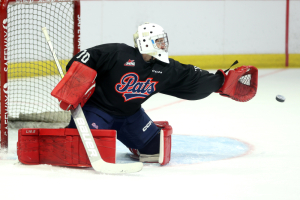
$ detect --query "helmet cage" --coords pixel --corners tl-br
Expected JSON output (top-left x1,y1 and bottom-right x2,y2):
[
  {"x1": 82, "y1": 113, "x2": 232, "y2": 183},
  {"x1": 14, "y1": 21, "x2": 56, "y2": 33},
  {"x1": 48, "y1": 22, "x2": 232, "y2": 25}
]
[{"x1": 150, "y1": 33, "x2": 169, "y2": 53}]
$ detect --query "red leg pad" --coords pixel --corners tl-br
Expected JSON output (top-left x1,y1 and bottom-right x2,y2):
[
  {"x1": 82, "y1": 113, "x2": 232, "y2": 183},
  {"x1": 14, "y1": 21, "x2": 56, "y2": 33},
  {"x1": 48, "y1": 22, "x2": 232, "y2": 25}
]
[
  {"x1": 129, "y1": 121, "x2": 172, "y2": 165},
  {"x1": 17, "y1": 128, "x2": 116, "y2": 167},
  {"x1": 154, "y1": 121, "x2": 173, "y2": 166}
]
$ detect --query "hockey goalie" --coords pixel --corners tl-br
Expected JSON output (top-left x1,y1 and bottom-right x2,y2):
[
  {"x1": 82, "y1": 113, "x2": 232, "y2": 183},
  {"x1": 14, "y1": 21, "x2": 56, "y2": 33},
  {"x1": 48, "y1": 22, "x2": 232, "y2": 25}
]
[{"x1": 18, "y1": 22, "x2": 257, "y2": 168}]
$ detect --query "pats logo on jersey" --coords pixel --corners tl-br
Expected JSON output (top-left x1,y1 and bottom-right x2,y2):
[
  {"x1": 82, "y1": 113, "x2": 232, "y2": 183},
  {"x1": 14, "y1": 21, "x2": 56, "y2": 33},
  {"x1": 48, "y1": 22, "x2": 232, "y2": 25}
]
[
  {"x1": 115, "y1": 73, "x2": 158, "y2": 101},
  {"x1": 124, "y1": 59, "x2": 135, "y2": 67}
]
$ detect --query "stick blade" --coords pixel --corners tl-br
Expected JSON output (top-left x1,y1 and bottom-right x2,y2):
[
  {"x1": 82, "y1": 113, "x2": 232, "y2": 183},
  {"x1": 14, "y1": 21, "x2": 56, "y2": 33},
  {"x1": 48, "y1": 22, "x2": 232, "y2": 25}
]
[{"x1": 92, "y1": 160, "x2": 143, "y2": 174}]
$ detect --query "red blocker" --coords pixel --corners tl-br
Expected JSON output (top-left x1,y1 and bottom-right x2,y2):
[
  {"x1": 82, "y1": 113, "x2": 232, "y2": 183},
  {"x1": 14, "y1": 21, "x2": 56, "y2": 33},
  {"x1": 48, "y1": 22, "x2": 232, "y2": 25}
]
[
  {"x1": 51, "y1": 61, "x2": 97, "y2": 111},
  {"x1": 17, "y1": 128, "x2": 116, "y2": 167}
]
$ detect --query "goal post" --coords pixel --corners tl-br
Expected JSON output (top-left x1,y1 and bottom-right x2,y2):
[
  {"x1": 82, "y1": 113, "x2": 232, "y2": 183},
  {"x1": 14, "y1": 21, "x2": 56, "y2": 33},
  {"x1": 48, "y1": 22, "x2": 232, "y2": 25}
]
[{"x1": 0, "y1": 0, "x2": 81, "y2": 149}]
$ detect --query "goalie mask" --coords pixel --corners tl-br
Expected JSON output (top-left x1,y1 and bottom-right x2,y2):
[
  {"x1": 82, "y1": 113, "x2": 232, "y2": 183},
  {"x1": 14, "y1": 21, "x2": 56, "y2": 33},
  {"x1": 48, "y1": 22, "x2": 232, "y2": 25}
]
[{"x1": 133, "y1": 23, "x2": 169, "y2": 63}]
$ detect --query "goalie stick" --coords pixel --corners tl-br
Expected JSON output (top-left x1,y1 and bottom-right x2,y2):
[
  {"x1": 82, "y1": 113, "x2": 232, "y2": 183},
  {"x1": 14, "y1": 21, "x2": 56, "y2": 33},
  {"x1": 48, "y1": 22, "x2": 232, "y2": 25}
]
[{"x1": 41, "y1": 27, "x2": 143, "y2": 174}]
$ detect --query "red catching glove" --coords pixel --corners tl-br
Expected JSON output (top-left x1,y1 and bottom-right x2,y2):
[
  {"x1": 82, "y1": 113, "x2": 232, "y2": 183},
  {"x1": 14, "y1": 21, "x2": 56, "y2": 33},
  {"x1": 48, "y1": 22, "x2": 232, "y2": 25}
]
[
  {"x1": 51, "y1": 61, "x2": 97, "y2": 111},
  {"x1": 216, "y1": 65, "x2": 258, "y2": 102}
]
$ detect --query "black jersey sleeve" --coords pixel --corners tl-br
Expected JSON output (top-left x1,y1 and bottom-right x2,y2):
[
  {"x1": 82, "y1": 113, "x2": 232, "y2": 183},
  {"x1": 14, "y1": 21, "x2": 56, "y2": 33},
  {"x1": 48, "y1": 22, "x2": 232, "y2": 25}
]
[
  {"x1": 66, "y1": 44, "x2": 119, "y2": 72},
  {"x1": 160, "y1": 59, "x2": 224, "y2": 100}
]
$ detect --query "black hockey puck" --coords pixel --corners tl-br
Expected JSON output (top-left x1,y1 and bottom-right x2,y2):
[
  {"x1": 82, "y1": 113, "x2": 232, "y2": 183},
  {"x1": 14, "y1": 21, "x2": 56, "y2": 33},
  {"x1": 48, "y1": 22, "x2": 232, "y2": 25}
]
[{"x1": 276, "y1": 95, "x2": 285, "y2": 102}]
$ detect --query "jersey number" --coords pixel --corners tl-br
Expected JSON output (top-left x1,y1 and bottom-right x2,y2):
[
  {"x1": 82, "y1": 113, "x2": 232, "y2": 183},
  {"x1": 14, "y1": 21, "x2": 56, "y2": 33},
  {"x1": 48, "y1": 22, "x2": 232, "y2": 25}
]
[{"x1": 76, "y1": 50, "x2": 90, "y2": 63}]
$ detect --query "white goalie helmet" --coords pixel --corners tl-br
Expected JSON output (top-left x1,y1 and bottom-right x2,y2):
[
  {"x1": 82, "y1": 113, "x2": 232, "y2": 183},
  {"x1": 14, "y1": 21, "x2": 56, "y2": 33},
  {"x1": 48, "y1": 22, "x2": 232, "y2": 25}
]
[{"x1": 133, "y1": 23, "x2": 169, "y2": 63}]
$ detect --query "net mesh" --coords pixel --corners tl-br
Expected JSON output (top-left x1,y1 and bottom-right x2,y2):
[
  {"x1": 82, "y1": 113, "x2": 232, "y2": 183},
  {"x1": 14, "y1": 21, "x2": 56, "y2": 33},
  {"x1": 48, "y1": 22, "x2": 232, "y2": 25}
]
[{"x1": 4, "y1": 2, "x2": 75, "y2": 126}]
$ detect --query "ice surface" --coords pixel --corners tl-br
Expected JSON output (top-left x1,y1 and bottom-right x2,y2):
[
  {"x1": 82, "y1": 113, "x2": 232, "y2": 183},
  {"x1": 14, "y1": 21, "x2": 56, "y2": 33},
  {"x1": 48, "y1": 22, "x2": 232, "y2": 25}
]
[{"x1": 1, "y1": 69, "x2": 300, "y2": 200}]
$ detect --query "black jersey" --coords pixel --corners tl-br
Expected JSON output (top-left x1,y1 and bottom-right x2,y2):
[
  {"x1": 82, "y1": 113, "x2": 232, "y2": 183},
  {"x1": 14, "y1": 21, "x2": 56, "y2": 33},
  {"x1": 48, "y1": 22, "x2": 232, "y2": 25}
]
[{"x1": 66, "y1": 43, "x2": 223, "y2": 116}]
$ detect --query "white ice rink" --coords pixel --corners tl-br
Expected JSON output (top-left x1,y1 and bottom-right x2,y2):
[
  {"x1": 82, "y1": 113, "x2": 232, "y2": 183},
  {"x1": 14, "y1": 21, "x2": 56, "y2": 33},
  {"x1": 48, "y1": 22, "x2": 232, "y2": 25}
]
[{"x1": 1, "y1": 68, "x2": 300, "y2": 200}]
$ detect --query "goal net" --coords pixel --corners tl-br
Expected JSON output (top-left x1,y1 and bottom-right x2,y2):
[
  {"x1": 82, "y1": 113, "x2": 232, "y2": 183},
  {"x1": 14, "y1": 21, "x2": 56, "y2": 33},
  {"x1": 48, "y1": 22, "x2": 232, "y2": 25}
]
[{"x1": 0, "y1": 0, "x2": 80, "y2": 149}]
